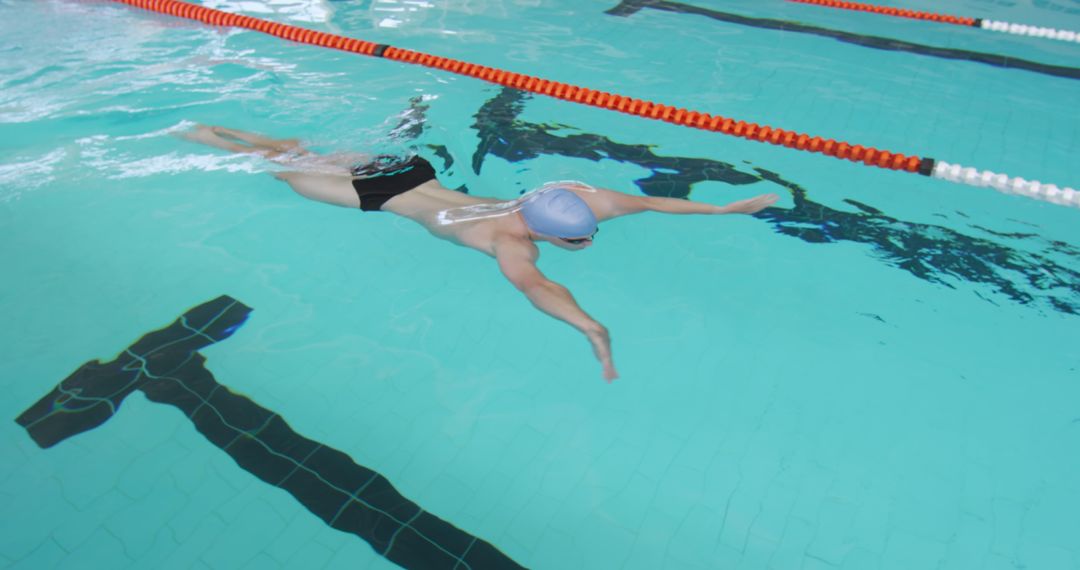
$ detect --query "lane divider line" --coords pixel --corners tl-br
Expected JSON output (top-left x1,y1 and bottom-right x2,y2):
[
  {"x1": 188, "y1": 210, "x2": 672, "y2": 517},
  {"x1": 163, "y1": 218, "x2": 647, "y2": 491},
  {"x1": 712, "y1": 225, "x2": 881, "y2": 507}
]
[
  {"x1": 109, "y1": 0, "x2": 1079, "y2": 208},
  {"x1": 787, "y1": 0, "x2": 1080, "y2": 43}
]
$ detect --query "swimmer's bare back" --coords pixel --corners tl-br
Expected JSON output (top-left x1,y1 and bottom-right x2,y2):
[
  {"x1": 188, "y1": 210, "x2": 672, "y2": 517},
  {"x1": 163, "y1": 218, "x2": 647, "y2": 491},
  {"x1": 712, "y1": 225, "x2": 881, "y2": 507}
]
[{"x1": 178, "y1": 124, "x2": 778, "y2": 382}]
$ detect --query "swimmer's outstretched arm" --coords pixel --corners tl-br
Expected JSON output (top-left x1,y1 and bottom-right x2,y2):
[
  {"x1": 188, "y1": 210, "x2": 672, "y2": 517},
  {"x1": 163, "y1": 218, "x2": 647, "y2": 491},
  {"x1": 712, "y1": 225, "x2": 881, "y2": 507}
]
[
  {"x1": 495, "y1": 240, "x2": 618, "y2": 382},
  {"x1": 579, "y1": 186, "x2": 779, "y2": 221}
]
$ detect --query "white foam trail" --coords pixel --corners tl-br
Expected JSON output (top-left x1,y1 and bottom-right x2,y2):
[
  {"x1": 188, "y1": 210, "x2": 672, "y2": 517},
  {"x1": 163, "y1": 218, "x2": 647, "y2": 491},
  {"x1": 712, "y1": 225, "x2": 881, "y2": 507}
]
[
  {"x1": 100, "y1": 152, "x2": 266, "y2": 179},
  {"x1": 201, "y1": 0, "x2": 334, "y2": 23},
  {"x1": 114, "y1": 121, "x2": 198, "y2": 142},
  {"x1": 0, "y1": 149, "x2": 67, "y2": 202}
]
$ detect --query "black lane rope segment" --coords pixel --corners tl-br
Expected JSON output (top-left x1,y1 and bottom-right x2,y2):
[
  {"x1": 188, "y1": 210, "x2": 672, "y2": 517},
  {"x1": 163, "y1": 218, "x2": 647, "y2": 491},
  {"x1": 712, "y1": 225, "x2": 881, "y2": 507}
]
[
  {"x1": 606, "y1": 0, "x2": 1080, "y2": 81},
  {"x1": 15, "y1": 295, "x2": 526, "y2": 570}
]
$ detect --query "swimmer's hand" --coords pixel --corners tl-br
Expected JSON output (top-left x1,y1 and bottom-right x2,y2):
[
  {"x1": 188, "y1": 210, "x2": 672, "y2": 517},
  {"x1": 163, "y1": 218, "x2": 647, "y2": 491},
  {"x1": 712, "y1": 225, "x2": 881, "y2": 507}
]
[
  {"x1": 496, "y1": 239, "x2": 619, "y2": 382},
  {"x1": 585, "y1": 324, "x2": 618, "y2": 382},
  {"x1": 716, "y1": 193, "x2": 779, "y2": 215}
]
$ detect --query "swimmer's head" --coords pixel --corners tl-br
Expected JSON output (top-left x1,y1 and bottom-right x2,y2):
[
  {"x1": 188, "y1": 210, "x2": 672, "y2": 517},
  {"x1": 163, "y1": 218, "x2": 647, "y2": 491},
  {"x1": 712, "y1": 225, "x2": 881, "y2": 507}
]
[{"x1": 521, "y1": 188, "x2": 598, "y2": 248}]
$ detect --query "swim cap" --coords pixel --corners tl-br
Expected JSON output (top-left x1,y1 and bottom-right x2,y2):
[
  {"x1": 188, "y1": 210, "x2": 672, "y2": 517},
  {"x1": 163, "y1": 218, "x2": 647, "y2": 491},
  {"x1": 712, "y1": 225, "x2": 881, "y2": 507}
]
[{"x1": 520, "y1": 187, "x2": 598, "y2": 238}]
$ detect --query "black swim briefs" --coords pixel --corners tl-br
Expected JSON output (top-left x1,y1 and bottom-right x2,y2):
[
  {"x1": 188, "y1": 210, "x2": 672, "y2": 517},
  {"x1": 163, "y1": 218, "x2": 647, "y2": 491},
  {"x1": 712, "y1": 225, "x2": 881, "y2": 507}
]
[{"x1": 350, "y1": 155, "x2": 436, "y2": 212}]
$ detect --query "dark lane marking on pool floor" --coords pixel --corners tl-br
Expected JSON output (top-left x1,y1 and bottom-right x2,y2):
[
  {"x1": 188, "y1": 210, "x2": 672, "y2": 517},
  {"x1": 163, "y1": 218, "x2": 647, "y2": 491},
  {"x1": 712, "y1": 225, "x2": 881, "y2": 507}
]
[
  {"x1": 15, "y1": 296, "x2": 525, "y2": 570},
  {"x1": 606, "y1": 0, "x2": 1080, "y2": 81},
  {"x1": 471, "y1": 88, "x2": 1080, "y2": 315}
]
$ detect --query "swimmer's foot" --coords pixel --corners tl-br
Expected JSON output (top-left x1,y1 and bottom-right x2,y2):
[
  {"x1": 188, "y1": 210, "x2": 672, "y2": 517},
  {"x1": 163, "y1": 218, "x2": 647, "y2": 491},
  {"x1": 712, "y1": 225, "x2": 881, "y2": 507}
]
[{"x1": 718, "y1": 193, "x2": 780, "y2": 215}]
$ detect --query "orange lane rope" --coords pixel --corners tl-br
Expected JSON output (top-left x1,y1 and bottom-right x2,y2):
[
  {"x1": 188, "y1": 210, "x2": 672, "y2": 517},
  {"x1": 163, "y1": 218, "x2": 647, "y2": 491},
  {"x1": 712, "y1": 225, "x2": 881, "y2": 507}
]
[
  {"x1": 787, "y1": 0, "x2": 976, "y2": 26},
  {"x1": 110, "y1": 0, "x2": 926, "y2": 174},
  {"x1": 108, "y1": 0, "x2": 1080, "y2": 208}
]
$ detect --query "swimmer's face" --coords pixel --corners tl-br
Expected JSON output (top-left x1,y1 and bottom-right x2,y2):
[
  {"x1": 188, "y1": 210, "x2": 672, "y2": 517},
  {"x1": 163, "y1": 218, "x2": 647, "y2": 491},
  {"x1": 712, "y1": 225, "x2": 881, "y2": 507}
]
[
  {"x1": 526, "y1": 225, "x2": 598, "y2": 251},
  {"x1": 531, "y1": 233, "x2": 590, "y2": 250},
  {"x1": 553, "y1": 238, "x2": 590, "y2": 251}
]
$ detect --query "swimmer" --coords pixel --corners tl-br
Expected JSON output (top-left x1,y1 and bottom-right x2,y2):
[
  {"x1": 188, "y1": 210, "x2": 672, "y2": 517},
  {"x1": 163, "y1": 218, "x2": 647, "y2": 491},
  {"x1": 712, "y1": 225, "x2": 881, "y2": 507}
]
[{"x1": 180, "y1": 124, "x2": 779, "y2": 382}]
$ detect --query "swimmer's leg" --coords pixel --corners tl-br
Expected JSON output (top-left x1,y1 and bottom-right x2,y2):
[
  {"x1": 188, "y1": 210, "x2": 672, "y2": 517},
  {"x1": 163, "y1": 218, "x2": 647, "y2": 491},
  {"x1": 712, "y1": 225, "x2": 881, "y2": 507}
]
[
  {"x1": 179, "y1": 124, "x2": 260, "y2": 154},
  {"x1": 202, "y1": 127, "x2": 370, "y2": 168},
  {"x1": 273, "y1": 171, "x2": 361, "y2": 208},
  {"x1": 180, "y1": 125, "x2": 367, "y2": 175},
  {"x1": 179, "y1": 125, "x2": 308, "y2": 161},
  {"x1": 211, "y1": 126, "x2": 305, "y2": 154}
]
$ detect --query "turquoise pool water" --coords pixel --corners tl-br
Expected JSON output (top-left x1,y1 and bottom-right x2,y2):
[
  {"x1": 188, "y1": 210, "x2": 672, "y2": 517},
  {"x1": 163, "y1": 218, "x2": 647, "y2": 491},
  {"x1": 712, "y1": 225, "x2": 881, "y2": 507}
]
[{"x1": 2, "y1": 0, "x2": 1079, "y2": 568}]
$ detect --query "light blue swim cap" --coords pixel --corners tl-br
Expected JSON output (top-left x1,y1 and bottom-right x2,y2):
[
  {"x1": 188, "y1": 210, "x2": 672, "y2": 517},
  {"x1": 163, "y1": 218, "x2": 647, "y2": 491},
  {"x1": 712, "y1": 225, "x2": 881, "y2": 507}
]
[{"x1": 520, "y1": 188, "x2": 598, "y2": 238}]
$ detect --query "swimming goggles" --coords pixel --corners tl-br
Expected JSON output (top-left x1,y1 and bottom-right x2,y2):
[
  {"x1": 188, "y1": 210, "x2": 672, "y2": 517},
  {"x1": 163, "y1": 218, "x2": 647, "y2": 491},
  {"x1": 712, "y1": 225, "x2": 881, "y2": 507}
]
[{"x1": 560, "y1": 228, "x2": 598, "y2": 245}]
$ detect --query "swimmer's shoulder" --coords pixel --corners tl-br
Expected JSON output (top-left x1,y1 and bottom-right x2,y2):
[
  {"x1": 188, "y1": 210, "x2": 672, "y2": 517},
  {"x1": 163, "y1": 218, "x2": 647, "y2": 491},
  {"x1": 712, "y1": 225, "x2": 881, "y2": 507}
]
[
  {"x1": 488, "y1": 230, "x2": 538, "y2": 260},
  {"x1": 569, "y1": 184, "x2": 647, "y2": 221}
]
